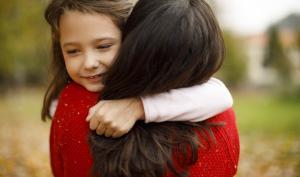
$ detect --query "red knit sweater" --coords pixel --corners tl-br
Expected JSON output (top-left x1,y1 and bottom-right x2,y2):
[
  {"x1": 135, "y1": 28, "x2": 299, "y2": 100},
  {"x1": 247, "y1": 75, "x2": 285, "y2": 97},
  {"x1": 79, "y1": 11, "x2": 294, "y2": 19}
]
[{"x1": 50, "y1": 82, "x2": 239, "y2": 177}]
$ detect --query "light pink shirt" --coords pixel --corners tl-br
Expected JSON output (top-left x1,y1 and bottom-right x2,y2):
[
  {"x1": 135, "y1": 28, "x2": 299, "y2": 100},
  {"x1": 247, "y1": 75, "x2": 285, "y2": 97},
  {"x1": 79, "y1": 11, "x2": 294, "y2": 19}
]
[{"x1": 141, "y1": 78, "x2": 233, "y2": 123}]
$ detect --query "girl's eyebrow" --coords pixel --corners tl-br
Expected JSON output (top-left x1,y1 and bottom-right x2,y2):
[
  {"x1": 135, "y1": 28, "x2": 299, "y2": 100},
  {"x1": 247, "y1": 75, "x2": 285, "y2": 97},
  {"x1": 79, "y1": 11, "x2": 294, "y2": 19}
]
[
  {"x1": 62, "y1": 37, "x2": 118, "y2": 47},
  {"x1": 94, "y1": 37, "x2": 118, "y2": 43}
]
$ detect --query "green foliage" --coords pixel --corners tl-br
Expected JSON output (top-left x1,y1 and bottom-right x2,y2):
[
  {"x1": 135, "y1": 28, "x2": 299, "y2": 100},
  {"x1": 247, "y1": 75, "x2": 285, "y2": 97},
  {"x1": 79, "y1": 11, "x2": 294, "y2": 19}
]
[
  {"x1": 216, "y1": 31, "x2": 247, "y2": 87},
  {"x1": 0, "y1": 0, "x2": 50, "y2": 89},
  {"x1": 263, "y1": 25, "x2": 292, "y2": 84},
  {"x1": 235, "y1": 93, "x2": 300, "y2": 136}
]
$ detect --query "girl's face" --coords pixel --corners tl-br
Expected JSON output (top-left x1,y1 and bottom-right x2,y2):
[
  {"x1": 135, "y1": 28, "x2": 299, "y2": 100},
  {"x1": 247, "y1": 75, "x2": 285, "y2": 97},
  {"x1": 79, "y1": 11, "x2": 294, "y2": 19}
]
[{"x1": 59, "y1": 10, "x2": 121, "y2": 92}]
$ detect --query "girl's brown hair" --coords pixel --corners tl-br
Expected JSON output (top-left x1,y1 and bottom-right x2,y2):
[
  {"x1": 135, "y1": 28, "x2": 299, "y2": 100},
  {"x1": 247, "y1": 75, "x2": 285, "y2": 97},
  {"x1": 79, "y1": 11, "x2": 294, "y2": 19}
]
[
  {"x1": 89, "y1": 0, "x2": 225, "y2": 177},
  {"x1": 41, "y1": 0, "x2": 134, "y2": 120}
]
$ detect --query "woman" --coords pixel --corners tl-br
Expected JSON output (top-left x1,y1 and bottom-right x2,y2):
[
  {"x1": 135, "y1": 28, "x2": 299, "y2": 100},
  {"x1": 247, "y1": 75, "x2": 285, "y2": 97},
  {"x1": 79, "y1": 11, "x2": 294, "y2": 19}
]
[{"x1": 89, "y1": 0, "x2": 240, "y2": 176}]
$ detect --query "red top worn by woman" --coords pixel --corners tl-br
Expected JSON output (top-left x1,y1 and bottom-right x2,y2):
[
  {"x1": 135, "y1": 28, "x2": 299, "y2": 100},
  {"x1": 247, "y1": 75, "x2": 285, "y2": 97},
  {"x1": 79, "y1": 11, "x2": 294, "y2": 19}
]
[{"x1": 50, "y1": 82, "x2": 239, "y2": 177}]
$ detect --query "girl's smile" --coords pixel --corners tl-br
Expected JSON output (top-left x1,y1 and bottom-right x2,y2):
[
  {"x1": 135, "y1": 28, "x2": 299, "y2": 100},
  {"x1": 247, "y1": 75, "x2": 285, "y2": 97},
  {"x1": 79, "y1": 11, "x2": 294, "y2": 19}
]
[{"x1": 81, "y1": 73, "x2": 105, "y2": 83}]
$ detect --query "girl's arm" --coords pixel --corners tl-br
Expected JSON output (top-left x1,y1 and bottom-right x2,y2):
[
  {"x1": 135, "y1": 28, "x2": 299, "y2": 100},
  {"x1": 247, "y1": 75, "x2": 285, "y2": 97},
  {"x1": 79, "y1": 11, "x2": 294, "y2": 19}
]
[
  {"x1": 142, "y1": 77, "x2": 233, "y2": 123},
  {"x1": 87, "y1": 78, "x2": 232, "y2": 137}
]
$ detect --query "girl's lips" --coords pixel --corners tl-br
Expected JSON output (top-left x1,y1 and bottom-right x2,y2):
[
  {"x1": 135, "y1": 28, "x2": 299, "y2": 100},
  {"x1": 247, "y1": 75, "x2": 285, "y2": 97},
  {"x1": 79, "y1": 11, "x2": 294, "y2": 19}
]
[
  {"x1": 83, "y1": 74, "x2": 103, "y2": 83},
  {"x1": 87, "y1": 75, "x2": 99, "y2": 79},
  {"x1": 82, "y1": 73, "x2": 103, "y2": 78}
]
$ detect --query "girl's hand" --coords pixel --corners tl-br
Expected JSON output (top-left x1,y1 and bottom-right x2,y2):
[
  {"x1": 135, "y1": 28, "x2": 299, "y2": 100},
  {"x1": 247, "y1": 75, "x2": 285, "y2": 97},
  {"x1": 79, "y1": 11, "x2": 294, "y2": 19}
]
[{"x1": 86, "y1": 98, "x2": 145, "y2": 138}]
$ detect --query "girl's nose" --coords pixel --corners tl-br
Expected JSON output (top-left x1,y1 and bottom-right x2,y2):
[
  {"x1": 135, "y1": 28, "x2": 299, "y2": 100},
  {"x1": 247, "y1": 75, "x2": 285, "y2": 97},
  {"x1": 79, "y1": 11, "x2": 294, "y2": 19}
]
[{"x1": 83, "y1": 52, "x2": 99, "y2": 70}]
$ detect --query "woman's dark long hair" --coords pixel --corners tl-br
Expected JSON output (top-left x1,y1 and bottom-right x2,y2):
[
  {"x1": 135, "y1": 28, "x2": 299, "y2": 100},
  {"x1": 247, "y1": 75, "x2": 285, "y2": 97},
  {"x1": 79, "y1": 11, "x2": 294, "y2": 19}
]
[{"x1": 89, "y1": 0, "x2": 225, "y2": 177}]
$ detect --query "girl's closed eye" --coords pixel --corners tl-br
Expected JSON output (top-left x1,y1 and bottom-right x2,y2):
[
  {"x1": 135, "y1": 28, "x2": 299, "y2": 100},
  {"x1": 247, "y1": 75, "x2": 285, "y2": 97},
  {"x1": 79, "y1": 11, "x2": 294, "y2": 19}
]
[
  {"x1": 66, "y1": 49, "x2": 80, "y2": 55},
  {"x1": 96, "y1": 44, "x2": 113, "y2": 50}
]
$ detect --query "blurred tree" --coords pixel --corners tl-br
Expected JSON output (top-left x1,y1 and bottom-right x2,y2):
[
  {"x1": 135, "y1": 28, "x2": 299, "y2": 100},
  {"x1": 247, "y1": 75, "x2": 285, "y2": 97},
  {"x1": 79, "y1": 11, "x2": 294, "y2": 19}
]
[
  {"x1": 0, "y1": 1, "x2": 14, "y2": 88},
  {"x1": 206, "y1": 0, "x2": 247, "y2": 88},
  {"x1": 216, "y1": 31, "x2": 247, "y2": 88},
  {"x1": 263, "y1": 25, "x2": 292, "y2": 84},
  {"x1": 0, "y1": 0, "x2": 50, "y2": 90}
]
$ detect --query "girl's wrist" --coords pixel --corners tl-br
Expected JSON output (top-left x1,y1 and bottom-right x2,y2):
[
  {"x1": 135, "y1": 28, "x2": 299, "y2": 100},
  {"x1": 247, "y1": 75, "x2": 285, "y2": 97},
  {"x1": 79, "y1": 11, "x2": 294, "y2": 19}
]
[{"x1": 132, "y1": 97, "x2": 145, "y2": 120}]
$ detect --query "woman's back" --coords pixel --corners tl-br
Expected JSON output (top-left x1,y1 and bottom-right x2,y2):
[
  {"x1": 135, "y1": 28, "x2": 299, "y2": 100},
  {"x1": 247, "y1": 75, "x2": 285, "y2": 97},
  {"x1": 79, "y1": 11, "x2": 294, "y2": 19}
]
[{"x1": 185, "y1": 108, "x2": 239, "y2": 177}]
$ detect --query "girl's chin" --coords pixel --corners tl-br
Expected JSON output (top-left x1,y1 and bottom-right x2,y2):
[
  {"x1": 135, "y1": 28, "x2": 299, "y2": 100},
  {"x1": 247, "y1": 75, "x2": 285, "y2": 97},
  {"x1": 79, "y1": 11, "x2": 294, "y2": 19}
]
[{"x1": 84, "y1": 84, "x2": 104, "y2": 92}]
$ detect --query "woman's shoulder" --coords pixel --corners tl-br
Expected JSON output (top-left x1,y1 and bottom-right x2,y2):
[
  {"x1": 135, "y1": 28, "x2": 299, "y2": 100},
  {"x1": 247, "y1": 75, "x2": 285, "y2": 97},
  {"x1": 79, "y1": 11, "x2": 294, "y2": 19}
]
[{"x1": 207, "y1": 108, "x2": 236, "y2": 123}]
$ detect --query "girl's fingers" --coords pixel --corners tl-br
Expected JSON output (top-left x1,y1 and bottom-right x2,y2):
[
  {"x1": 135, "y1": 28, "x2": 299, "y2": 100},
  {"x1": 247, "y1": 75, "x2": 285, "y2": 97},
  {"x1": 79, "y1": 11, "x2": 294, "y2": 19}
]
[
  {"x1": 112, "y1": 131, "x2": 125, "y2": 138},
  {"x1": 89, "y1": 117, "x2": 100, "y2": 130},
  {"x1": 112, "y1": 126, "x2": 130, "y2": 138},
  {"x1": 104, "y1": 128, "x2": 114, "y2": 137},
  {"x1": 86, "y1": 112, "x2": 93, "y2": 122},
  {"x1": 86, "y1": 101, "x2": 105, "y2": 121},
  {"x1": 96, "y1": 123, "x2": 106, "y2": 135},
  {"x1": 111, "y1": 132, "x2": 121, "y2": 138}
]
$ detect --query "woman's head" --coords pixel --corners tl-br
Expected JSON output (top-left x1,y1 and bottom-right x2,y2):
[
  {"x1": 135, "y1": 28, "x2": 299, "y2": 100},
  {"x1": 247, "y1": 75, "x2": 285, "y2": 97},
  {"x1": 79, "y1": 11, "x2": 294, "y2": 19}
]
[
  {"x1": 90, "y1": 0, "x2": 224, "y2": 177},
  {"x1": 42, "y1": 0, "x2": 134, "y2": 120},
  {"x1": 102, "y1": 0, "x2": 225, "y2": 99}
]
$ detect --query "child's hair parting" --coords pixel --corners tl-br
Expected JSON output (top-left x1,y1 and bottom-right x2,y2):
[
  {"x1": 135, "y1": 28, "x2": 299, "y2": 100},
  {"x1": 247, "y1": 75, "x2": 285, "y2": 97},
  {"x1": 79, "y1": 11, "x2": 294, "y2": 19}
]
[
  {"x1": 89, "y1": 0, "x2": 225, "y2": 177},
  {"x1": 41, "y1": 0, "x2": 134, "y2": 120}
]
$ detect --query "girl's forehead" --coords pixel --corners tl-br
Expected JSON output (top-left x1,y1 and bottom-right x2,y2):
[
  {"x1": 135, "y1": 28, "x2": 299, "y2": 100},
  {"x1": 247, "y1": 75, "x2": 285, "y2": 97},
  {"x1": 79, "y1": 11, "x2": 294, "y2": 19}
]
[
  {"x1": 59, "y1": 10, "x2": 121, "y2": 43},
  {"x1": 60, "y1": 10, "x2": 115, "y2": 26},
  {"x1": 60, "y1": 10, "x2": 119, "y2": 30}
]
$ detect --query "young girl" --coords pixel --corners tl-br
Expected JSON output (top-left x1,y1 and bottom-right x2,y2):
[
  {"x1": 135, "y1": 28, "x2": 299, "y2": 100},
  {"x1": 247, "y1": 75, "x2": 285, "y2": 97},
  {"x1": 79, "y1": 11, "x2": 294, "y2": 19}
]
[{"x1": 42, "y1": 0, "x2": 239, "y2": 176}]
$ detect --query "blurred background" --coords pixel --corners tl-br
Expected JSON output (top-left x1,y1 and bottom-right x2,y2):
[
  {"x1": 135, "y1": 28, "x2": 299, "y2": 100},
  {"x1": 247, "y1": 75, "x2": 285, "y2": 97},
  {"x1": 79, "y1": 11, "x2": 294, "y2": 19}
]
[{"x1": 0, "y1": 0, "x2": 299, "y2": 176}]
